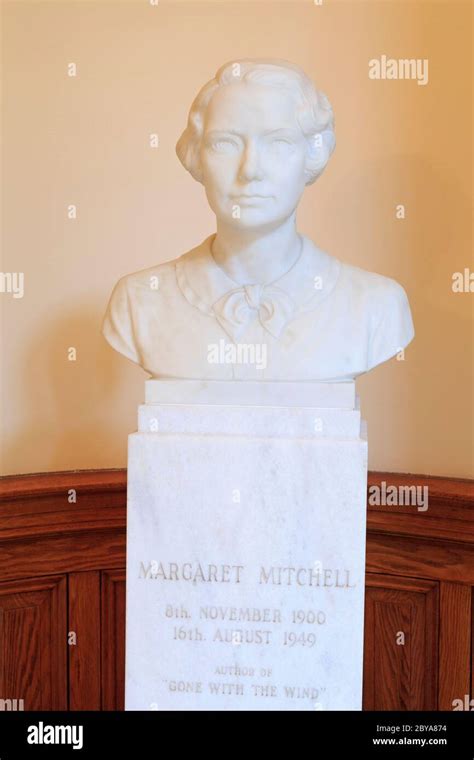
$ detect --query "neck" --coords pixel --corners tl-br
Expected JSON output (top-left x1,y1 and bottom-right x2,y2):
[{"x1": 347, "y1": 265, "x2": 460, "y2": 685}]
[{"x1": 211, "y1": 215, "x2": 302, "y2": 285}]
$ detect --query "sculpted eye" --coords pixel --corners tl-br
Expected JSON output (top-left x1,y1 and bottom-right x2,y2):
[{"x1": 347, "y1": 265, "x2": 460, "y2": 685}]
[
  {"x1": 210, "y1": 139, "x2": 239, "y2": 153},
  {"x1": 268, "y1": 138, "x2": 294, "y2": 153}
]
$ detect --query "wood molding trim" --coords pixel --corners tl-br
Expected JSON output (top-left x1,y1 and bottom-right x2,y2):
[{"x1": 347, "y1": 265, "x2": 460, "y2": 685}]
[
  {"x1": 1, "y1": 469, "x2": 472, "y2": 537},
  {"x1": 0, "y1": 469, "x2": 472, "y2": 584}
]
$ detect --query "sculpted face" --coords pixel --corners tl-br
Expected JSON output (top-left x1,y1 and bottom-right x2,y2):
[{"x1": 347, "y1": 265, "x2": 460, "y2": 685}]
[{"x1": 200, "y1": 81, "x2": 309, "y2": 230}]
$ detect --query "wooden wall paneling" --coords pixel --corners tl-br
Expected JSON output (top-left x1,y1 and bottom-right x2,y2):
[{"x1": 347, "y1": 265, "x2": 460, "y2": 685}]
[
  {"x1": 0, "y1": 470, "x2": 472, "y2": 712},
  {"x1": 0, "y1": 470, "x2": 126, "y2": 582},
  {"x1": 363, "y1": 574, "x2": 438, "y2": 711},
  {"x1": 366, "y1": 533, "x2": 474, "y2": 584},
  {"x1": 472, "y1": 587, "x2": 474, "y2": 705},
  {"x1": 366, "y1": 473, "x2": 474, "y2": 544},
  {"x1": 101, "y1": 569, "x2": 126, "y2": 711},
  {"x1": 69, "y1": 571, "x2": 101, "y2": 710},
  {"x1": 438, "y1": 582, "x2": 472, "y2": 711},
  {"x1": 0, "y1": 531, "x2": 126, "y2": 583},
  {"x1": 0, "y1": 575, "x2": 67, "y2": 710}
]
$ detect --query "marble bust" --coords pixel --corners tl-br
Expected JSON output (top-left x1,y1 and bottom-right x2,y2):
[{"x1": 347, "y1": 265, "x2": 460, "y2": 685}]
[{"x1": 103, "y1": 58, "x2": 414, "y2": 381}]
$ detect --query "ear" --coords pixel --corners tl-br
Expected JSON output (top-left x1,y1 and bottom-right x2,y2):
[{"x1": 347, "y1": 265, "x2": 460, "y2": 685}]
[
  {"x1": 176, "y1": 131, "x2": 204, "y2": 184},
  {"x1": 305, "y1": 129, "x2": 336, "y2": 185}
]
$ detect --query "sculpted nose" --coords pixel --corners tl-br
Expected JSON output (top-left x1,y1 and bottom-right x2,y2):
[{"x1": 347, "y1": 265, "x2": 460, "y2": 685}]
[{"x1": 238, "y1": 140, "x2": 264, "y2": 181}]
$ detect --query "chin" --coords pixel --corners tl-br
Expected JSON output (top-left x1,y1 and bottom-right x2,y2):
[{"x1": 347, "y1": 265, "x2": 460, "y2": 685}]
[
  {"x1": 235, "y1": 219, "x2": 280, "y2": 232},
  {"x1": 225, "y1": 208, "x2": 284, "y2": 227}
]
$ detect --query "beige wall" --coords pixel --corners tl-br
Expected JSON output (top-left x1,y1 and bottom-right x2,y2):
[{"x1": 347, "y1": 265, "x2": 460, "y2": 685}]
[{"x1": 1, "y1": 0, "x2": 472, "y2": 477}]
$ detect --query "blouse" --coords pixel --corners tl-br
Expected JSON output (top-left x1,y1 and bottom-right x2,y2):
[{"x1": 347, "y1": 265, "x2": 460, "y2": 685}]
[{"x1": 102, "y1": 233, "x2": 414, "y2": 381}]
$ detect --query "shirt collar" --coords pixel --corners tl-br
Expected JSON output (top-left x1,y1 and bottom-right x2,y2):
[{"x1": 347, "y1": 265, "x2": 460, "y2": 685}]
[{"x1": 175, "y1": 233, "x2": 341, "y2": 341}]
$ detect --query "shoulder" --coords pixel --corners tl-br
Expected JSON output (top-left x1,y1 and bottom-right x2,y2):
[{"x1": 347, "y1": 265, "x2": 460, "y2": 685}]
[
  {"x1": 336, "y1": 261, "x2": 415, "y2": 371},
  {"x1": 102, "y1": 257, "x2": 178, "y2": 365},
  {"x1": 114, "y1": 235, "x2": 211, "y2": 304},
  {"x1": 337, "y1": 260, "x2": 405, "y2": 299},
  {"x1": 114, "y1": 258, "x2": 177, "y2": 299},
  {"x1": 337, "y1": 261, "x2": 411, "y2": 318}
]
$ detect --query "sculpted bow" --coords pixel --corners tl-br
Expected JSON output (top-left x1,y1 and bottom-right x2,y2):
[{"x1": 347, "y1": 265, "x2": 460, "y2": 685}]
[{"x1": 212, "y1": 283, "x2": 296, "y2": 342}]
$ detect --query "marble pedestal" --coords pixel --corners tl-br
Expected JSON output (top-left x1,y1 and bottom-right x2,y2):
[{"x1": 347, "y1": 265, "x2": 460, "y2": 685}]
[{"x1": 125, "y1": 380, "x2": 368, "y2": 711}]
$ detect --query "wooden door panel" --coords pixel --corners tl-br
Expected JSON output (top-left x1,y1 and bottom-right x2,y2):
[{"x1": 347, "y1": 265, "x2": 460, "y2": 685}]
[
  {"x1": 69, "y1": 571, "x2": 101, "y2": 710},
  {"x1": 101, "y1": 569, "x2": 125, "y2": 710},
  {"x1": 363, "y1": 574, "x2": 439, "y2": 710},
  {"x1": 438, "y1": 582, "x2": 471, "y2": 710},
  {"x1": 0, "y1": 575, "x2": 67, "y2": 710}
]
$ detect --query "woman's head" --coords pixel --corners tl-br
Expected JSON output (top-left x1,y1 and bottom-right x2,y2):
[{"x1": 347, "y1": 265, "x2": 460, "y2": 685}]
[{"x1": 176, "y1": 59, "x2": 336, "y2": 230}]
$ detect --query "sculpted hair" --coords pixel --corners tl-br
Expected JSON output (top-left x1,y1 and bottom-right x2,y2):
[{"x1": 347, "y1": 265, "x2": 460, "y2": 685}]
[{"x1": 176, "y1": 58, "x2": 336, "y2": 186}]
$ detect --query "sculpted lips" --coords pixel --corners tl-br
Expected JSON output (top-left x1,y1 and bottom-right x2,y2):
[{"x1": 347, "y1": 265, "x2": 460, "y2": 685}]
[{"x1": 233, "y1": 194, "x2": 272, "y2": 203}]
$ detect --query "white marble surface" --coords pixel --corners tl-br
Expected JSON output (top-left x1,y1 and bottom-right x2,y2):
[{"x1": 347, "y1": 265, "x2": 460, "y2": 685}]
[
  {"x1": 138, "y1": 403, "x2": 361, "y2": 438},
  {"x1": 145, "y1": 378, "x2": 356, "y2": 408},
  {"x1": 126, "y1": 382, "x2": 368, "y2": 710},
  {"x1": 103, "y1": 59, "x2": 414, "y2": 382}
]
